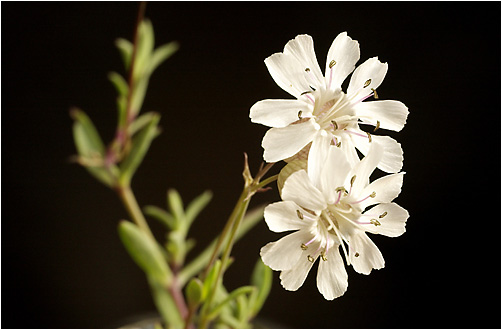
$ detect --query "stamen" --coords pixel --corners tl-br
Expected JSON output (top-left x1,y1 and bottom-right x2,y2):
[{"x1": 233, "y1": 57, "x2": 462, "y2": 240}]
[
  {"x1": 371, "y1": 88, "x2": 379, "y2": 99},
  {"x1": 350, "y1": 175, "x2": 356, "y2": 187},
  {"x1": 305, "y1": 67, "x2": 310, "y2": 72},
  {"x1": 334, "y1": 190, "x2": 343, "y2": 205},
  {"x1": 350, "y1": 191, "x2": 376, "y2": 204},
  {"x1": 301, "y1": 243, "x2": 308, "y2": 250},
  {"x1": 298, "y1": 110, "x2": 303, "y2": 120},
  {"x1": 354, "y1": 252, "x2": 360, "y2": 257},
  {"x1": 374, "y1": 120, "x2": 380, "y2": 132},
  {"x1": 329, "y1": 60, "x2": 336, "y2": 69},
  {"x1": 370, "y1": 219, "x2": 381, "y2": 226},
  {"x1": 307, "y1": 255, "x2": 315, "y2": 263},
  {"x1": 320, "y1": 251, "x2": 327, "y2": 261},
  {"x1": 300, "y1": 90, "x2": 312, "y2": 95},
  {"x1": 379, "y1": 211, "x2": 387, "y2": 218},
  {"x1": 331, "y1": 120, "x2": 338, "y2": 130},
  {"x1": 363, "y1": 79, "x2": 372, "y2": 88},
  {"x1": 296, "y1": 209, "x2": 304, "y2": 220},
  {"x1": 344, "y1": 129, "x2": 370, "y2": 139},
  {"x1": 366, "y1": 131, "x2": 372, "y2": 142}
]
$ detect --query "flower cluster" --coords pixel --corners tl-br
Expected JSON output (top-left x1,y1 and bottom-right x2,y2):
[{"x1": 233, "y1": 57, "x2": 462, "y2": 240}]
[{"x1": 250, "y1": 33, "x2": 409, "y2": 300}]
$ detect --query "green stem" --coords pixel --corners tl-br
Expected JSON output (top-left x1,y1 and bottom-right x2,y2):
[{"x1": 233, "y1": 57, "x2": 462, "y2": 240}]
[{"x1": 117, "y1": 184, "x2": 155, "y2": 239}]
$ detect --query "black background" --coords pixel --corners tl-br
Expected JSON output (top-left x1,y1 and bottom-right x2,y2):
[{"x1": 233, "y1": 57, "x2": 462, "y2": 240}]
[{"x1": 2, "y1": 2, "x2": 501, "y2": 328}]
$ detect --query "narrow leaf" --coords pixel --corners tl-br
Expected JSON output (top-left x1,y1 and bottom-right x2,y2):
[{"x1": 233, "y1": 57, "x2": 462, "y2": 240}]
[
  {"x1": 184, "y1": 190, "x2": 213, "y2": 228},
  {"x1": 148, "y1": 41, "x2": 179, "y2": 74},
  {"x1": 249, "y1": 258, "x2": 272, "y2": 317},
  {"x1": 208, "y1": 286, "x2": 255, "y2": 320},
  {"x1": 147, "y1": 275, "x2": 184, "y2": 329},
  {"x1": 167, "y1": 189, "x2": 185, "y2": 227},
  {"x1": 115, "y1": 38, "x2": 133, "y2": 70},
  {"x1": 119, "y1": 113, "x2": 160, "y2": 185},
  {"x1": 143, "y1": 205, "x2": 176, "y2": 229},
  {"x1": 118, "y1": 221, "x2": 172, "y2": 285}
]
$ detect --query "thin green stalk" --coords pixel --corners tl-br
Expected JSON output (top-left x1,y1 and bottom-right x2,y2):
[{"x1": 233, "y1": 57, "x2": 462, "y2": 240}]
[{"x1": 117, "y1": 184, "x2": 155, "y2": 240}]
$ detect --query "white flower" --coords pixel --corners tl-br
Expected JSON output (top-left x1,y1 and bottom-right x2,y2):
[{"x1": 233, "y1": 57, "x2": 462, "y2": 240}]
[
  {"x1": 260, "y1": 143, "x2": 409, "y2": 300},
  {"x1": 250, "y1": 33, "x2": 409, "y2": 173}
]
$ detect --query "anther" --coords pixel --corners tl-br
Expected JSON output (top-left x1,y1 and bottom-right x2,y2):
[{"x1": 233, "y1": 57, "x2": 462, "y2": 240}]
[
  {"x1": 379, "y1": 211, "x2": 387, "y2": 218},
  {"x1": 350, "y1": 175, "x2": 356, "y2": 187},
  {"x1": 331, "y1": 120, "x2": 338, "y2": 130},
  {"x1": 370, "y1": 219, "x2": 381, "y2": 226},
  {"x1": 371, "y1": 88, "x2": 379, "y2": 99},
  {"x1": 296, "y1": 209, "x2": 304, "y2": 220},
  {"x1": 300, "y1": 90, "x2": 312, "y2": 95},
  {"x1": 307, "y1": 255, "x2": 315, "y2": 263},
  {"x1": 363, "y1": 79, "x2": 372, "y2": 88},
  {"x1": 298, "y1": 110, "x2": 303, "y2": 120},
  {"x1": 336, "y1": 141, "x2": 342, "y2": 148},
  {"x1": 370, "y1": 191, "x2": 377, "y2": 198},
  {"x1": 329, "y1": 60, "x2": 336, "y2": 69},
  {"x1": 366, "y1": 132, "x2": 372, "y2": 142},
  {"x1": 374, "y1": 120, "x2": 380, "y2": 132},
  {"x1": 335, "y1": 187, "x2": 348, "y2": 195},
  {"x1": 301, "y1": 243, "x2": 308, "y2": 250},
  {"x1": 354, "y1": 252, "x2": 360, "y2": 257},
  {"x1": 310, "y1": 85, "x2": 316, "y2": 91},
  {"x1": 305, "y1": 67, "x2": 310, "y2": 72},
  {"x1": 321, "y1": 252, "x2": 328, "y2": 261}
]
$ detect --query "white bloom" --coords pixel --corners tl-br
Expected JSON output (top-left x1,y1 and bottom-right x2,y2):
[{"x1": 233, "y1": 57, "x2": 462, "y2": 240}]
[
  {"x1": 260, "y1": 143, "x2": 409, "y2": 300},
  {"x1": 250, "y1": 33, "x2": 409, "y2": 173}
]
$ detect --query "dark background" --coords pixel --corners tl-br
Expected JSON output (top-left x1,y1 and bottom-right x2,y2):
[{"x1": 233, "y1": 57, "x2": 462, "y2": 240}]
[{"x1": 2, "y1": 2, "x2": 501, "y2": 328}]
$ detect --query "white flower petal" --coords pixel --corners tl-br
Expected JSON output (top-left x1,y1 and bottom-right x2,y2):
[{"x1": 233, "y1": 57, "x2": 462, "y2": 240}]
[
  {"x1": 348, "y1": 232, "x2": 385, "y2": 275},
  {"x1": 319, "y1": 146, "x2": 352, "y2": 204},
  {"x1": 354, "y1": 100, "x2": 409, "y2": 132},
  {"x1": 283, "y1": 34, "x2": 324, "y2": 89},
  {"x1": 260, "y1": 230, "x2": 313, "y2": 271},
  {"x1": 359, "y1": 172, "x2": 404, "y2": 209},
  {"x1": 362, "y1": 203, "x2": 409, "y2": 237},
  {"x1": 307, "y1": 132, "x2": 333, "y2": 189},
  {"x1": 265, "y1": 52, "x2": 310, "y2": 98},
  {"x1": 264, "y1": 201, "x2": 314, "y2": 233},
  {"x1": 351, "y1": 131, "x2": 403, "y2": 173},
  {"x1": 325, "y1": 32, "x2": 360, "y2": 91},
  {"x1": 250, "y1": 99, "x2": 311, "y2": 128},
  {"x1": 262, "y1": 120, "x2": 319, "y2": 163},
  {"x1": 347, "y1": 57, "x2": 388, "y2": 100},
  {"x1": 349, "y1": 142, "x2": 383, "y2": 195},
  {"x1": 282, "y1": 170, "x2": 327, "y2": 212},
  {"x1": 279, "y1": 240, "x2": 320, "y2": 291},
  {"x1": 316, "y1": 247, "x2": 348, "y2": 300}
]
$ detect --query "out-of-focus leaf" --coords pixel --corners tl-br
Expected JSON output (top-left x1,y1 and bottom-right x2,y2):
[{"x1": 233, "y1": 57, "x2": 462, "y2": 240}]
[
  {"x1": 130, "y1": 75, "x2": 150, "y2": 117},
  {"x1": 147, "y1": 275, "x2": 184, "y2": 329},
  {"x1": 148, "y1": 41, "x2": 179, "y2": 74},
  {"x1": 185, "y1": 277, "x2": 204, "y2": 307},
  {"x1": 119, "y1": 113, "x2": 160, "y2": 185},
  {"x1": 248, "y1": 258, "x2": 272, "y2": 317},
  {"x1": 128, "y1": 112, "x2": 159, "y2": 136},
  {"x1": 202, "y1": 259, "x2": 221, "y2": 302},
  {"x1": 133, "y1": 19, "x2": 155, "y2": 80},
  {"x1": 115, "y1": 38, "x2": 133, "y2": 70},
  {"x1": 185, "y1": 190, "x2": 212, "y2": 228},
  {"x1": 143, "y1": 205, "x2": 176, "y2": 229},
  {"x1": 167, "y1": 189, "x2": 185, "y2": 228},
  {"x1": 71, "y1": 108, "x2": 116, "y2": 187},
  {"x1": 208, "y1": 286, "x2": 255, "y2": 320},
  {"x1": 118, "y1": 221, "x2": 171, "y2": 285}
]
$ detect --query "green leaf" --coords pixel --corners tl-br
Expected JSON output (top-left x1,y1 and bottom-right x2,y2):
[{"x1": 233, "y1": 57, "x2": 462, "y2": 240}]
[
  {"x1": 143, "y1": 205, "x2": 176, "y2": 229},
  {"x1": 185, "y1": 190, "x2": 213, "y2": 229},
  {"x1": 118, "y1": 221, "x2": 172, "y2": 285},
  {"x1": 202, "y1": 259, "x2": 221, "y2": 302},
  {"x1": 130, "y1": 75, "x2": 150, "y2": 117},
  {"x1": 167, "y1": 189, "x2": 185, "y2": 227},
  {"x1": 248, "y1": 258, "x2": 272, "y2": 317},
  {"x1": 185, "y1": 277, "x2": 204, "y2": 307},
  {"x1": 71, "y1": 109, "x2": 116, "y2": 187},
  {"x1": 119, "y1": 113, "x2": 160, "y2": 185},
  {"x1": 147, "y1": 275, "x2": 184, "y2": 329},
  {"x1": 128, "y1": 112, "x2": 159, "y2": 136},
  {"x1": 115, "y1": 38, "x2": 133, "y2": 70},
  {"x1": 148, "y1": 41, "x2": 179, "y2": 75},
  {"x1": 71, "y1": 108, "x2": 105, "y2": 156},
  {"x1": 177, "y1": 204, "x2": 265, "y2": 286},
  {"x1": 133, "y1": 19, "x2": 155, "y2": 81},
  {"x1": 208, "y1": 286, "x2": 255, "y2": 320}
]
